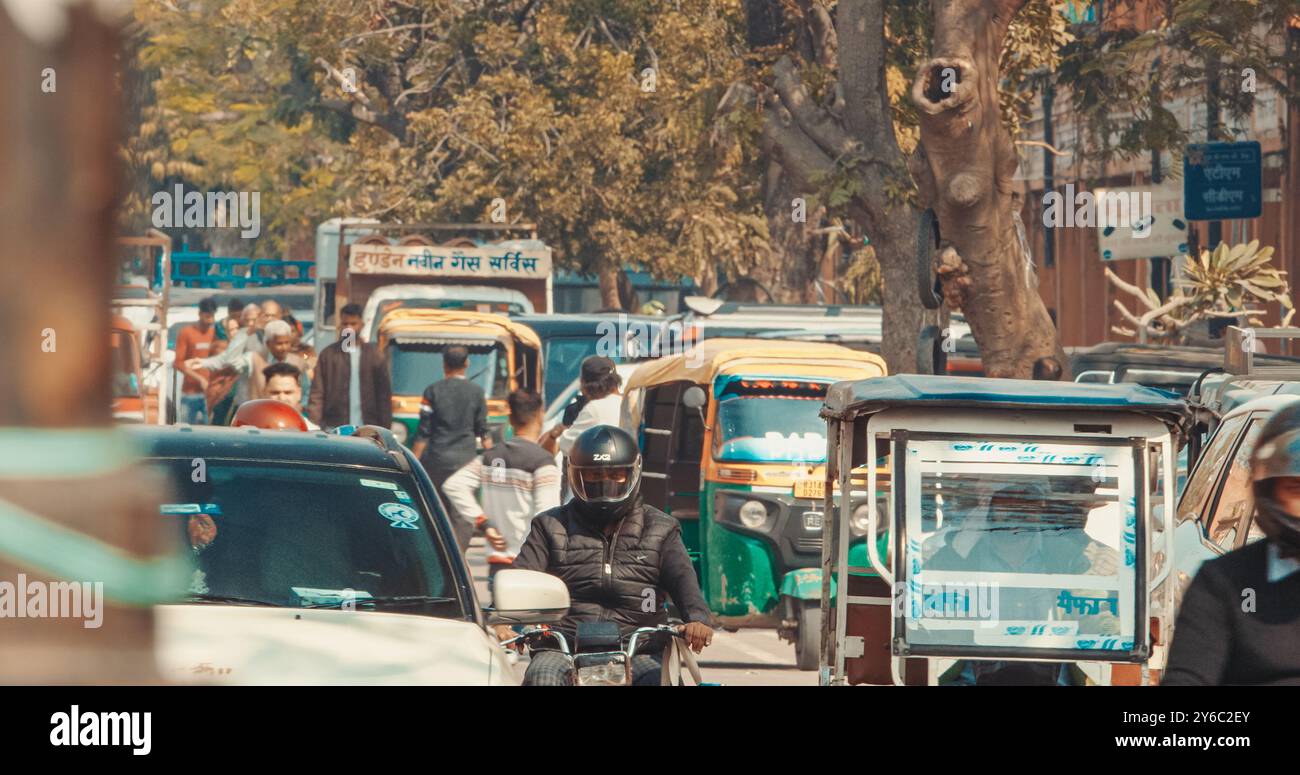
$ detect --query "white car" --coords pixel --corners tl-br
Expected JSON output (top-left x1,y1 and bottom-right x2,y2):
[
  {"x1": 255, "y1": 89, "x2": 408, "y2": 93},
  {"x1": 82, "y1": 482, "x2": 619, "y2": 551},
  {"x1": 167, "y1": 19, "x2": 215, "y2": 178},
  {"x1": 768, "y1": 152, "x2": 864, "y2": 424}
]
[{"x1": 133, "y1": 424, "x2": 567, "y2": 685}]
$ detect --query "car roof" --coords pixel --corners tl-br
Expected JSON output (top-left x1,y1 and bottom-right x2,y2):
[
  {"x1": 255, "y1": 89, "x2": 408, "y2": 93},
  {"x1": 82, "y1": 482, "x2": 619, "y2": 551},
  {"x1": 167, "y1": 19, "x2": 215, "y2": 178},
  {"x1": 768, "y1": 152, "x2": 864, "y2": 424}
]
[
  {"x1": 1219, "y1": 392, "x2": 1300, "y2": 420},
  {"x1": 510, "y1": 313, "x2": 669, "y2": 336},
  {"x1": 822, "y1": 374, "x2": 1188, "y2": 426},
  {"x1": 1071, "y1": 341, "x2": 1300, "y2": 371},
  {"x1": 126, "y1": 425, "x2": 405, "y2": 469}
]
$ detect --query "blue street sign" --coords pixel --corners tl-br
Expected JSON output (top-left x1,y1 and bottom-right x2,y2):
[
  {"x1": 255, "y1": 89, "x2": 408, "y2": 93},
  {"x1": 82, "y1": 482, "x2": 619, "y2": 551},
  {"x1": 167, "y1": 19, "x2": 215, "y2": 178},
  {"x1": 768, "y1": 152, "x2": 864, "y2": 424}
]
[{"x1": 1183, "y1": 141, "x2": 1262, "y2": 221}]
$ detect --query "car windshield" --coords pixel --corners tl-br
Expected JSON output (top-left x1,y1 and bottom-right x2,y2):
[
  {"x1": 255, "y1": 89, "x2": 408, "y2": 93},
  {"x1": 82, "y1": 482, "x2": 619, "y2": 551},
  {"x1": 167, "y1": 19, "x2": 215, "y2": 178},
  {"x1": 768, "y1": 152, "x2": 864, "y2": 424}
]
[
  {"x1": 388, "y1": 342, "x2": 507, "y2": 398},
  {"x1": 151, "y1": 459, "x2": 464, "y2": 618},
  {"x1": 715, "y1": 383, "x2": 829, "y2": 463},
  {"x1": 544, "y1": 337, "x2": 602, "y2": 404}
]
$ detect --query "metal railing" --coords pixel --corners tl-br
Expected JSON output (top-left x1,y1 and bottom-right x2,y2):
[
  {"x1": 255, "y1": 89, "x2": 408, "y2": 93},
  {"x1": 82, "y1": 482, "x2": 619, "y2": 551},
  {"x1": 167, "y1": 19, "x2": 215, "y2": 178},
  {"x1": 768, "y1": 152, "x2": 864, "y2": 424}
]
[{"x1": 156, "y1": 250, "x2": 314, "y2": 288}]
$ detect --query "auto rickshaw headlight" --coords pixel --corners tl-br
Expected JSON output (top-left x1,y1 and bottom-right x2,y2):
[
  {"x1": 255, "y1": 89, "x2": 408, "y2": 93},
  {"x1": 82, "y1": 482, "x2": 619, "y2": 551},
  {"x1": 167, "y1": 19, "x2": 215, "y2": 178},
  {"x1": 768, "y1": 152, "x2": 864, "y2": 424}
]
[
  {"x1": 390, "y1": 422, "x2": 409, "y2": 445},
  {"x1": 849, "y1": 504, "x2": 873, "y2": 537},
  {"x1": 738, "y1": 500, "x2": 768, "y2": 529}
]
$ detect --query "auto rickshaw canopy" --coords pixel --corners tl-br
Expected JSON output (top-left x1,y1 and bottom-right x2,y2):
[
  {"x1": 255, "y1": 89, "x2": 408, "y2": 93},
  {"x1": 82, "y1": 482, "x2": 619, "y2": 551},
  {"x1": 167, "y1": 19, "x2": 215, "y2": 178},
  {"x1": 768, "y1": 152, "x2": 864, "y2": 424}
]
[
  {"x1": 822, "y1": 374, "x2": 1189, "y2": 434},
  {"x1": 375, "y1": 308, "x2": 542, "y2": 350},
  {"x1": 624, "y1": 338, "x2": 886, "y2": 392}
]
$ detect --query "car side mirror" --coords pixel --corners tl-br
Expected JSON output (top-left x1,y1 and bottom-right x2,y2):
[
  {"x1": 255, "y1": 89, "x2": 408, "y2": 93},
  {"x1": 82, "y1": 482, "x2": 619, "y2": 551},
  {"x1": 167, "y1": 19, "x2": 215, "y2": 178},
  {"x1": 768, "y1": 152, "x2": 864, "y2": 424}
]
[{"x1": 486, "y1": 569, "x2": 570, "y2": 625}]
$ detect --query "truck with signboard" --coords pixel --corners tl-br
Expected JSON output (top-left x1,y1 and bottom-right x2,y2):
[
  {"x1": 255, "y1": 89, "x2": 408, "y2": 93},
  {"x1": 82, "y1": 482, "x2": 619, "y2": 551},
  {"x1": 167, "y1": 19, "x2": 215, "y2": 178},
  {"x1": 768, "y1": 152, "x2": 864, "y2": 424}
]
[{"x1": 316, "y1": 221, "x2": 552, "y2": 351}]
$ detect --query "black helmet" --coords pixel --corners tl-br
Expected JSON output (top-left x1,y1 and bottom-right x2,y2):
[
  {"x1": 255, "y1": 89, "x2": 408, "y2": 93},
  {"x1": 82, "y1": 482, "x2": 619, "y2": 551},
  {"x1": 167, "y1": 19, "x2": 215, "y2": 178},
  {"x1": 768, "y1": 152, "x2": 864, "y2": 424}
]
[
  {"x1": 568, "y1": 425, "x2": 642, "y2": 522},
  {"x1": 1250, "y1": 402, "x2": 1300, "y2": 554}
]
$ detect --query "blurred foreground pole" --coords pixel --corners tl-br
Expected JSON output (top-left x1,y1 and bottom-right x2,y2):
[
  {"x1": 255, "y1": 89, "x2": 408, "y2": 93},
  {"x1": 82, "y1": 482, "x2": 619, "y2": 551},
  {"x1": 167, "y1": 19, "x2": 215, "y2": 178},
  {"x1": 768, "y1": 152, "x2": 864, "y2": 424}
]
[{"x1": 0, "y1": 1, "x2": 174, "y2": 682}]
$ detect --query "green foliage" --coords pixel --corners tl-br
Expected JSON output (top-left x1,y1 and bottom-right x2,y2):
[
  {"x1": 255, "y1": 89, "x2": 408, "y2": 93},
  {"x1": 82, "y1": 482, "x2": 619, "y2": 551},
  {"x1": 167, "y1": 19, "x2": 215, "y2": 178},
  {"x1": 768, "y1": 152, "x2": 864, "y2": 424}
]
[
  {"x1": 1057, "y1": 0, "x2": 1300, "y2": 165},
  {"x1": 125, "y1": 0, "x2": 769, "y2": 278},
  {"x1": 1181, "y1": 239, "x2": 1293, "y2": 321}
]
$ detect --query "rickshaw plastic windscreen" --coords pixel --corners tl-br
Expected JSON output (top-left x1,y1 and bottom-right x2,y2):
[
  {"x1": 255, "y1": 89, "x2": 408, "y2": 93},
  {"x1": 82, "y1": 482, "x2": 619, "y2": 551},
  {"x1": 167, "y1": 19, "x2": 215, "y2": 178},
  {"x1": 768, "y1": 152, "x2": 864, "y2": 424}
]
[{"x1": 894, "y1": 437, "x2": 1142, "y2": 659}]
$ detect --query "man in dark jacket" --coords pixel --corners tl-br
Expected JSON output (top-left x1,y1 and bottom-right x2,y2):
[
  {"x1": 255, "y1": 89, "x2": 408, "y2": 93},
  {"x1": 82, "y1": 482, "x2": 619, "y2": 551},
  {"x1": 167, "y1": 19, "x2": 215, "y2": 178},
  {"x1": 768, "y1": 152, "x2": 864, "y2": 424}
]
[
  {"x1": 503, "y1": 425, "x2": 713, "y2": 686},
  {"x1": 307, "y1": 303, "x2": 392, "y2": 430},
  {"x1": 411, "y1": 345, "x2": 491, "y2": 553},
  {"x1": 1163, "y1": 402, "x2": 1300, "y2": 685}
]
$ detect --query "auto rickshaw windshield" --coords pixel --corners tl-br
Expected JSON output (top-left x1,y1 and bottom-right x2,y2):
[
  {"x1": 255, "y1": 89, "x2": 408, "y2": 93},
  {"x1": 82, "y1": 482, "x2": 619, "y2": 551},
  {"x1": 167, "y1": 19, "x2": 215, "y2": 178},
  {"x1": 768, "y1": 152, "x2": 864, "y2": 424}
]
[{"x1": 714, "y1": 380, "x2": 830, "y2": 463}]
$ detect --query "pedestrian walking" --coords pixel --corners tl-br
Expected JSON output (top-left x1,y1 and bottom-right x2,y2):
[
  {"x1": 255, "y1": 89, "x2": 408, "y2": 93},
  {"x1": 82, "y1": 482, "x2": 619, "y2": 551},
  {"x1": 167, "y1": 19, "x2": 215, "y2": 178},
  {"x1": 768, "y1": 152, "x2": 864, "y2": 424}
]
[
  {"x1": 186, "y1": 302, "x2": 268, "y2": 425},
  {"x1": 540, "y1": 355, "x2": 623, "y2": 457},
  {"x1": 306, "y1": 303, "x2": 392, "y2": 430},
  {"x1": 442, "y1": 389, "x2": 559, "y2": 590},
  {"x1": 410, "y1": 345, "x2": 491, "y2": 553},
  {"x1": 263, "y1": 319, "x2": 310, "y2": 408},
  {"x1": 174, "y1": 297, "x2": 217, "y2": 424}
]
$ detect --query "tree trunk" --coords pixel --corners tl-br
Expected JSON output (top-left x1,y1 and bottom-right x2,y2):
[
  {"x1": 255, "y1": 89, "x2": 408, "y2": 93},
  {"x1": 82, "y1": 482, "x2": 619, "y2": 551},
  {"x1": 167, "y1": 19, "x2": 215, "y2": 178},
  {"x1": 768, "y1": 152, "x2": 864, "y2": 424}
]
[
  {"x1": 597, "y1": 264, "x2": 622, "y2": 310},
  {"x1": 755, "y1": 0, "x2": 925, "y2": 375},
  {"x1": 870, "y1": 207, "x2": 925, "y2": 374},
  {"x1": 0, "y1": 2, "x2": 168, "y2": 682},
  {"x1": 910, "y1": 0, "x2": 1067, "y2": 378},
  {"x1": 758, "y1": 159, "x2": 820, "y2": 304}
]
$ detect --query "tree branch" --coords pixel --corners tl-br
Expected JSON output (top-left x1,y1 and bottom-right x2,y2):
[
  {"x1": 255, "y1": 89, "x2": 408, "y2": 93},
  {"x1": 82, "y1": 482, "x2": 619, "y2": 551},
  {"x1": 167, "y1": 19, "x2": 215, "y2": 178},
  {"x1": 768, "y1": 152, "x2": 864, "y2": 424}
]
[
  {"x1": 760, "y1": 100, "x2": 835, "y2": 191},
  {"x1": 770, "y1": 57, "x2": 858, "y2": 158},
  {"x1": 340, "y1": 23, "x2": 441, "y2": 47}
]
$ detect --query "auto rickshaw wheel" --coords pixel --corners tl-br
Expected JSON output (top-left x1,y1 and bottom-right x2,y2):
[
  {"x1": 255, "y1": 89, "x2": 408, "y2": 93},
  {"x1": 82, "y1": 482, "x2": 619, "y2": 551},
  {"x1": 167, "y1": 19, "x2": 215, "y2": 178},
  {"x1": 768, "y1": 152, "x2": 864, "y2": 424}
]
[{"x1": 794, "y1": 602, "x2": 821, "y2": 671}]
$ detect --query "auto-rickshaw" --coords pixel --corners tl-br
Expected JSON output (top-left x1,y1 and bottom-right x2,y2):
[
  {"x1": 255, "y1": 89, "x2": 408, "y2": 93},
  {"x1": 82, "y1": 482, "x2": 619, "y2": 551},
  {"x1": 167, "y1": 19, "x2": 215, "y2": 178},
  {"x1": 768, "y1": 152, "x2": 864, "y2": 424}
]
[
  {"x1": 111, "y1": 314, "x2": 153, "y2": 423},
  {"x1": 817, "y1": 375, "x2": 1189, "y2": 685},
  {"x1": 375, "y1": 309, "x2": 542, "y2": 446},
  {"x1": 622, "y1": 338, "x2": 888, "y2": 669}
]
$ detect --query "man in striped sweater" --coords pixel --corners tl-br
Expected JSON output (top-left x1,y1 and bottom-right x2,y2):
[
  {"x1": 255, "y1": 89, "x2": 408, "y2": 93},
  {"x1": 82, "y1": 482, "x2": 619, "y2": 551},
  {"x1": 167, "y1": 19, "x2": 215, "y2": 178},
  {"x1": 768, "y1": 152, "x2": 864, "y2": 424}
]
[{"x1": 442, "y1": 390, "x2": 560, "y2": 591}]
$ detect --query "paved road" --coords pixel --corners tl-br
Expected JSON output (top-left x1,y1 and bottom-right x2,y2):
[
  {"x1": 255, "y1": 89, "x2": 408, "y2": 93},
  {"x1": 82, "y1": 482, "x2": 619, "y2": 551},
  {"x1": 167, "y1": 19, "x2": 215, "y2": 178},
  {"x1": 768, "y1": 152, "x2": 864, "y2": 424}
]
[{"x1": 466, "y1": 537, "x2": 816, "y2": 686}]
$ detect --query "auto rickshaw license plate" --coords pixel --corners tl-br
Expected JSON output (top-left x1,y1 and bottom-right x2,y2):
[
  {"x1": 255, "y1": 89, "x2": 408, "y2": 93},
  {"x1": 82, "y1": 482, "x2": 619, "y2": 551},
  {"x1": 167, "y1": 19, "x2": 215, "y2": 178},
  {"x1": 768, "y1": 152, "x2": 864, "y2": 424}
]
[{"x1": 793, "y1": 479, "x2": 825, "y2": 500}]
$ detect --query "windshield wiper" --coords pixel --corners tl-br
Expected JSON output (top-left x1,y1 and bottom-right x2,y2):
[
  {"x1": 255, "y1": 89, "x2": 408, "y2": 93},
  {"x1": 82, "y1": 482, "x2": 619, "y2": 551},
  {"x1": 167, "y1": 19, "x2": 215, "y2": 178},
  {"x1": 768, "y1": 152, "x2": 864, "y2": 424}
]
[
  {"x1": 183, "y1": 593, "x2": 278, "y2": 607},
  {"x1": 298, "y1": 595, "x2": 457, "y2": 610}
]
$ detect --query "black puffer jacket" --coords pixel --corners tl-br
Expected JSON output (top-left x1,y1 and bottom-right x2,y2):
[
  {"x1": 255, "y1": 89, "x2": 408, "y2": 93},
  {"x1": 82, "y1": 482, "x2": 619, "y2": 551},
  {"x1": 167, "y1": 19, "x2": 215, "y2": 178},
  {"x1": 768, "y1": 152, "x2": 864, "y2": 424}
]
[{"x1": 512, "y1": 496, "x2": 712, "y2": 640}]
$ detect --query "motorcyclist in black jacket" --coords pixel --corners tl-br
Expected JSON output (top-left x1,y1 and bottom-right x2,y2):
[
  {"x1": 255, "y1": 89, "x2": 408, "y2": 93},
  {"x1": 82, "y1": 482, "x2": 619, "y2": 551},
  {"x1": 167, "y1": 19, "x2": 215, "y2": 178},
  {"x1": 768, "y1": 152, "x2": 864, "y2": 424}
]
[{"x1": 500, "y1": 424, "x2": 713, "y2": 685}]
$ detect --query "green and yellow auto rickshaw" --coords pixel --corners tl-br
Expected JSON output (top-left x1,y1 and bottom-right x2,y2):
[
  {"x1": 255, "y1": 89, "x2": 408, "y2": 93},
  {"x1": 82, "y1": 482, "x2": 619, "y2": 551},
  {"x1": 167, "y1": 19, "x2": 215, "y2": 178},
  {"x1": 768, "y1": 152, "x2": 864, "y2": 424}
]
[
  {"x1": 376, "y1": 309, "x2": 542, "y2": 446},
  {"x1": 622, "y1": 339, "x2": 888, "y2": 669}
]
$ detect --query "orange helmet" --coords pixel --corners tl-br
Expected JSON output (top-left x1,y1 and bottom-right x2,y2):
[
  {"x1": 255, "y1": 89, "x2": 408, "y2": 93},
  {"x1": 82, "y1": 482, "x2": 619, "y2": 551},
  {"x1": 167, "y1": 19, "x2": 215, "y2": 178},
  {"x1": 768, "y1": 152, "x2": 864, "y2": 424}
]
[{"x1": 230, "y1": 399, "x2": 309, "y2": 432}]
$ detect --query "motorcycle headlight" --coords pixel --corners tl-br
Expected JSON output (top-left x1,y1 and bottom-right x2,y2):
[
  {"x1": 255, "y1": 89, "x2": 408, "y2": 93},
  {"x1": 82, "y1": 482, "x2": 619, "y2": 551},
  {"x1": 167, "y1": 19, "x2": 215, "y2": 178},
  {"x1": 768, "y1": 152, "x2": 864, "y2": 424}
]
[
  {"x1": 849, "y1": 504, "x2": 873, "y2": 537},
  {"x1": 575, "y1": 654, "x2": 629, "y2": 686},
  {"x1": 390, "y1": 422, "x2": 409, "y2": 445},
  {"x1": 737, "y1": 499, "x2": 768, "y2": 530}
]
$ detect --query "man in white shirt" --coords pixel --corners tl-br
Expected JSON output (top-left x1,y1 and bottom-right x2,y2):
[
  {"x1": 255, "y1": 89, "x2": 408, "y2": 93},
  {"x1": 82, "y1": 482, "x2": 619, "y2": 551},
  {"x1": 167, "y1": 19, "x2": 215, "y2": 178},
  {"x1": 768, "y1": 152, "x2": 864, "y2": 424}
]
[
  {"x1": 442, "y1": 390, "x2": 559, "y2": 592},
  {"x1": 541, "y1": 355, "x2": 624, "y2": 457}
]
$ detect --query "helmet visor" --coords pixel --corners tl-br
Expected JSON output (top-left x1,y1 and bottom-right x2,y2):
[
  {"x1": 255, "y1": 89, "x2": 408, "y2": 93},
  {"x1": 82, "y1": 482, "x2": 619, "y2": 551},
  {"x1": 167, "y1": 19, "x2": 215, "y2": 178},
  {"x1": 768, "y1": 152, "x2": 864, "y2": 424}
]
[
  {"x1": 1253, "y1": 428, "x2": 1300, "y2": 482},
  {"x1": 569, "y1": 460, "x2": 641, "y2": 503}
]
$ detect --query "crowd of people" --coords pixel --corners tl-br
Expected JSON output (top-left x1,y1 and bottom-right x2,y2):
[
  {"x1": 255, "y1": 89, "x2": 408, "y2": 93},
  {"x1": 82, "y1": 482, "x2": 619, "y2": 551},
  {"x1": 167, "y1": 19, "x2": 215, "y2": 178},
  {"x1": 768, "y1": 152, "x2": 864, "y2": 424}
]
[{"x1": 177, "y1": 296, "x2": 317, "y2": 426}]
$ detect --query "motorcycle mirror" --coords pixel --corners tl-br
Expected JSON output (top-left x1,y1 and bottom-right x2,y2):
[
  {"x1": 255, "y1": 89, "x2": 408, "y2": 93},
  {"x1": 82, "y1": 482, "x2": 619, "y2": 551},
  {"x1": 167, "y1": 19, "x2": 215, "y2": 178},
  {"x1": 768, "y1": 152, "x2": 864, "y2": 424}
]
[{"x1": 487, "y1": 569, "x2": 570, "y2": 625}]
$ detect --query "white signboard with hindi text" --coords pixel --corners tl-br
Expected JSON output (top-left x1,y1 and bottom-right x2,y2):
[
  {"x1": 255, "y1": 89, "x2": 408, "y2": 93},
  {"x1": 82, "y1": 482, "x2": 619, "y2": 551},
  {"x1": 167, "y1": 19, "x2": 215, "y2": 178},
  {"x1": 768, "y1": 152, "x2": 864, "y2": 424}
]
[{"x1": 349, "y1": 243, "x2": 552, "y2": 279}]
